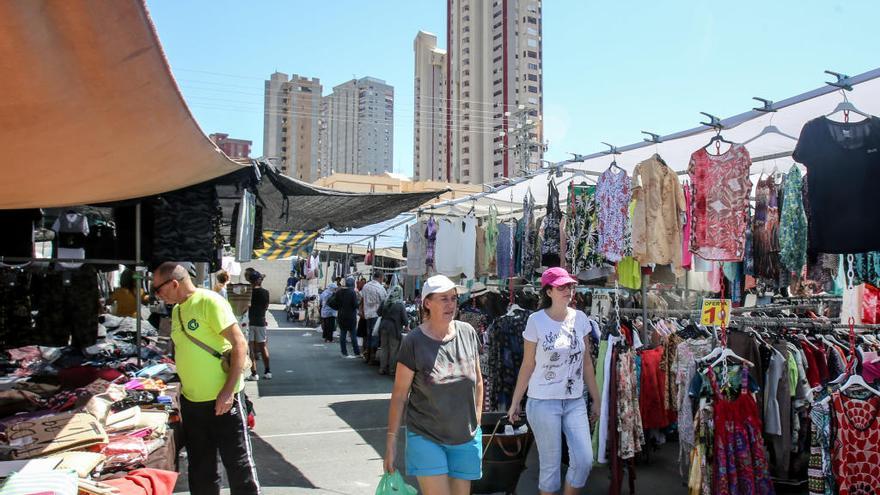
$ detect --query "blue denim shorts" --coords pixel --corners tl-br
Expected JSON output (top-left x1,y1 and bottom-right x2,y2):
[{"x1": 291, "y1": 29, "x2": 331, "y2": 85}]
[{"x1": 405, "y1": 428, "x2": 482, "y2": 480}]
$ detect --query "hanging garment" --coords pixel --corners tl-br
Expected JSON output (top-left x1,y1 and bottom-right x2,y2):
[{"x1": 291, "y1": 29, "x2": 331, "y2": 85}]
[
  {"x1": 53, "y1": 212, "x2": 89, "y2": 269},
  {"x1": 566, "y1": 183, "x2": 603, "y2": 276},
  {"x1": 596, "y1": 167, "x2": 632, "y2": 263},
  {"x1": 632, "y1": 154, "x2": 686, "y2": 271},
  {"x1": 496, "y1": 221, "x2": 514, "y2": 280},
  {"x1": 617, "y1": 347, "x2": 645, "y2": 460},
  {"x1": 151, "y1": 183, "x2": 222, "y2": 271},
  {"x1": 831, "y1": 391, "x2": 880, "y2": 495},
  {"x1": 682, "y1": 181, "x2": 693, "y2": 270},
  {"x1": 434, "y1": 218, "x2": 459, "y2": 276},
  {"x1": 779, "y1": 167, "x2": 808, "y2": 274},
  {"x1": 475, "y1": 224, "x2": 488, "y2": 277},
  {"x1": 639, "y1": 346, "x2": 669, "y2": 430},
  {"x1": 808, "y1": 398, "x2": 834, "y2": 495},
  {"x1": 425, "y1": 218, "x2": 437, "y2": 272},
  {"x1": 0, "y1": 269, "x2": 33, "y2": 349},
  {"x1": 406, "y1": 220, "x2": 427, "y2": 276},
  {"x1": 521, "y1": 192, "x2": 538, "y2": 277},
  {"x1": 753, "y1": 176, "x2": 781, "y2": 280},
  {"x1": 32, "y1": 266, "x2": 99, "y2": 348},
  {"x1": 675, "y1": 338, "x2": 714, "y2": 475},
  {"x1": 708, "y1": 366, "x2": 775, "y2": 495},
  {"x1": 794, "y1": 116, "x2": 880, "y2": 253},
  {"x1": 486, "y1": 309, "x2": 529, "y2": 410},
  {"x1": 435, "y1": 216, "x2": 478, "y2": 279},
  {"x1": 461, "y1": 215, "x2": 477, "y2": 279},
  {"x1": 689, "y1": 144, "x2": 752, "y2": 262},
  {"x1": 540, "y1": 181, "x2": 562, "y2": 267},
  {"x1": 485, "y1": 205, "x2": 499, "y2": 274}
]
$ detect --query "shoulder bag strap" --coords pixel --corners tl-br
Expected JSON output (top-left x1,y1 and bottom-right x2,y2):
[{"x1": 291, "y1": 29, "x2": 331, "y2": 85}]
[{"x1": 176, "y1": 306, "x2": 223, "y2": 360}]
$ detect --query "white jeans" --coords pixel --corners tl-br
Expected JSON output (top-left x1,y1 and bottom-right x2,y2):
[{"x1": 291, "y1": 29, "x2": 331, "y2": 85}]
[{"x1": 526, "y1": 397, "x2": 593, "y2": 492}]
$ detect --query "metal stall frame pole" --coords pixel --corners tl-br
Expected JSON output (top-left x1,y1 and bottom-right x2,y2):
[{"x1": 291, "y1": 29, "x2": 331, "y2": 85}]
[{"x1": 135, "y1": 202, "x2": 142, "y2": 367}]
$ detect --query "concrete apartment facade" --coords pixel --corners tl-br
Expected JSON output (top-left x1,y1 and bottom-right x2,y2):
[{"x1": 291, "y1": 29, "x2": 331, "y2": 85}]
[
  {"x1": 325, "y1": 77, "x2": 394, "y2": 176},
  {"x1": 263, "y1": 72, "x2": 323, "y2": 182},
  {"x1": 413, "y1": 31, "x2": 448, "y2": 182},
  {"x1": 446, "y1": 0, "x2": 544, "y2": 185}
]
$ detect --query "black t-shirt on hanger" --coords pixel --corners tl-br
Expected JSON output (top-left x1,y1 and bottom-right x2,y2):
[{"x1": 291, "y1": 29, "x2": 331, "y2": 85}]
[{"x1": 793, "y1": 115, "x2": 880, "y2": 254}]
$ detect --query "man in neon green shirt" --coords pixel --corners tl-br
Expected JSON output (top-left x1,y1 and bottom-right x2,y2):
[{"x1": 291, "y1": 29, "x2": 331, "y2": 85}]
[{"x1": 152, "y1": 262, "x2": 259, "y2": 495}]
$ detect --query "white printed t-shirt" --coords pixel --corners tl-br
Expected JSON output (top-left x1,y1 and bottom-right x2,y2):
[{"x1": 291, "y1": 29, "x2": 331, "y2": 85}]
[{"x1": 523, "y1": 308, "x2": 591, "y2": 400}]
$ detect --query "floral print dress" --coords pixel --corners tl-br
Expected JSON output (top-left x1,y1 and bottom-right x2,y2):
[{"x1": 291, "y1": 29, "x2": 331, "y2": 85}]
[
  {"x1": 566, "y1": 183, "x2": 602, "y2": 275},
  {"x1": 596, "y1": 167, "x2": 632, "y2": 262},
  {"x1": 708, "y1": 366, "x2": 775, "y2": 495},
  {"x1": 617, "y1": 347, "x2": 644, "y2": 460}
]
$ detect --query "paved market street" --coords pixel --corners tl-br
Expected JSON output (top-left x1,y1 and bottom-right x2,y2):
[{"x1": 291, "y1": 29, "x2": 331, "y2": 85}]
[{"x1": 173, "y1": 305, "x2": 683, "y2": 494}]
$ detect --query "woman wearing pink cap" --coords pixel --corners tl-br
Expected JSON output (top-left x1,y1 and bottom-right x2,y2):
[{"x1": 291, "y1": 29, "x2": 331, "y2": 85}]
[{"x1": 508, "y1": 267, "x2": 601, "y2": 495}]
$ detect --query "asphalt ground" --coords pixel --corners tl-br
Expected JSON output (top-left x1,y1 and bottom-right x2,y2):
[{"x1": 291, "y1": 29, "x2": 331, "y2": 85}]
[{"x1": 172, "y1": 305, "x2": 688, "y2": 494}]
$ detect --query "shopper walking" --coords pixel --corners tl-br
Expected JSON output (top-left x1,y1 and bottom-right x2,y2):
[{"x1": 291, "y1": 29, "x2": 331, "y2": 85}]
[
  {"x1": 247, "y1": 272, "x2": 271, "y2": 380},
  {"x1": 507, "y1": 267, "x2": 600, "y2": 495},
  {"x1": 319, "y1": 282, "x2": 338, "y2": 343},
  {"x1": 334, "y1": 277, "x2": 361, "y2": 358},
  {"x1": 152, "y1": 262, "x2": 259, "y2": 495},
  {"x1": 213, "y1": 270, "x2": 229, "y2": 298},
  {"x1": 377, "y1": 284, "x2": 407, "y2": 375},
  {"x1": 384, "y1": 274, "x2": 484, "y2": 495},
  {"x1": 361, "y1": 271, "x2": 387, "y2": 363}
]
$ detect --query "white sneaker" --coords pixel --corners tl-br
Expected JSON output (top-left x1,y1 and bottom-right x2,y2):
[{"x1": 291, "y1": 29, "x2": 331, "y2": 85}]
[
  {"x1": 246, "y1": 373, "x2": 259, "y2": 381},
  {"x1": 263, "y1": 372, "x2": 273, "y2": 380}
]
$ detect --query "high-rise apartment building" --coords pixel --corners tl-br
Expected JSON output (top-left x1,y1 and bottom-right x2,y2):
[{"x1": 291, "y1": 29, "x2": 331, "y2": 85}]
[
  {"x1": 263, "y1": 72, "x2": 323, "y2": 182},
  {"x1": 446, "y1": 0, "x2": 543, "y2": 184},
  {"x1": 413, "y1": 31, "x2": 448, "y2": 182},
  {"x1": 209, "y1": 133, "x2": 252, "y2": 159},
  {"x1": 325, "y1": 77, "x2": 394, "y2": 176}
]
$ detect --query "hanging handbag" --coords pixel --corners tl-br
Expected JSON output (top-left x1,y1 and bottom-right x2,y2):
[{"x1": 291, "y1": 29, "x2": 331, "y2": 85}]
[
  {"x1": 176, "y1": 306, "x2": 252, "y2": 375},
  {"x1": 365, "y1": 242, "x2": 374, "y2": 266}
]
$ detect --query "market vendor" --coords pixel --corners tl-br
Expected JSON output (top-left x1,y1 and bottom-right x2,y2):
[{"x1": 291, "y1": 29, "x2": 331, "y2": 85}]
[
  {"x1": 109, "y1": 268, "x2": 147, "y2": 317},
  {"x1": 152, "y1": 262, "x2": 260, "y2": 495}
]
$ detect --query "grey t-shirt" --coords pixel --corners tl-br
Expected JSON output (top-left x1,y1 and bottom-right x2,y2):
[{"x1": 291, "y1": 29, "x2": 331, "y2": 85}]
[{"x1": 398, "y1": 320, "x2": 480, "y2": 445}]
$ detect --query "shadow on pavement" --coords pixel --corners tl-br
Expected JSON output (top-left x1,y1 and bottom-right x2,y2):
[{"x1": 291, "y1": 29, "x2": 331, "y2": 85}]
[
  {"x1": 252, "y1": 318, "x2": 395, "y2": 398},
  {"x1": 328, "y1": 399, "x2": 419, "y2": 489},
  {"x1": 174, "y1": 432, "x2": 318, "y2": 493}
]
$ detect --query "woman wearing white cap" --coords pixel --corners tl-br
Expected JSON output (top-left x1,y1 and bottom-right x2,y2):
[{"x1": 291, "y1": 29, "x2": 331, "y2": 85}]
[
  {"x1": 384, "y1": 274, "x2": 484, "y2": 495},
  {"x1": 507, "y1": 267, "x2": 601, "y2": 495}
]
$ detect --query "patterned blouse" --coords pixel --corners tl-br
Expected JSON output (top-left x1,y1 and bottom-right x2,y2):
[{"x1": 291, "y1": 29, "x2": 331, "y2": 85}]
[
  {"x1": 688, "y1": 144, "x2": 752, "y2": 261},
  {"x1": 779, "y1": 166, "x2": 808, "y2": 274},
  {"x1": 596, "y1": 167, "x2": 632, "y2": 262}
]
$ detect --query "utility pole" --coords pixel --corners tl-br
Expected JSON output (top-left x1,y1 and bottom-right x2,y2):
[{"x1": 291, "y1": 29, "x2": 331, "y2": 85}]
[{"x1": 498, "y1": 104, "x2": 547, "y2": 176}]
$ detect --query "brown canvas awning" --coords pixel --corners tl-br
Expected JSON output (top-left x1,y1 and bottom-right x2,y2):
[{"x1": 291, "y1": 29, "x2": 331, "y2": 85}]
[{"x1": 0, "y1": 0, "x2": 245, "y2": 209}]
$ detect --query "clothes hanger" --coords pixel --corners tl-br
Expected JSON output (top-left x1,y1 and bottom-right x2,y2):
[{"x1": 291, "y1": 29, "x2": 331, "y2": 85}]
[
  {"x1": 825, "y1": 91, "x2": 871, "y2": 122},
  {"x1": 838, "y1": 372, "x2": 880, "y2": 397},
  {"x1": 705, "y1": 129, "x2": 734, "y2": 156},
  {"x1": 742, "y1": 117, "x2": 798, "y2": 146},
  {"x1": 710, "y1": 347, "x2": 755, "y2": 368}
]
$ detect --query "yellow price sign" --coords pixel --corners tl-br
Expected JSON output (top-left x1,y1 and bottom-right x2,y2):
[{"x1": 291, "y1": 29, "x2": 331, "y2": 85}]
[{"x1": 700, "y1": 299, "x2": 732, "y2": 327}]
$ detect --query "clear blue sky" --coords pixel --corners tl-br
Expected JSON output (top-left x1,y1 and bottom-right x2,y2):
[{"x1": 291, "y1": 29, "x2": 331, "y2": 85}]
[{"x1": 147, "y1": 1, "x2": 878, "y2": 177}]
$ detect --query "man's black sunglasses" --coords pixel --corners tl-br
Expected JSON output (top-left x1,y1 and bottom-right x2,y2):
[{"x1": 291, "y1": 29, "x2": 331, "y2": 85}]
[{"x1": 151, "y1": 277, "x2": 181, "y2": 295}]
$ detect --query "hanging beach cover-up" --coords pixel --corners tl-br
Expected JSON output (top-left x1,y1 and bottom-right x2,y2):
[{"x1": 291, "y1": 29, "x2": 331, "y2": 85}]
[{"x1": 596, "y1": 166, "x2": 632, "y2": 262}]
